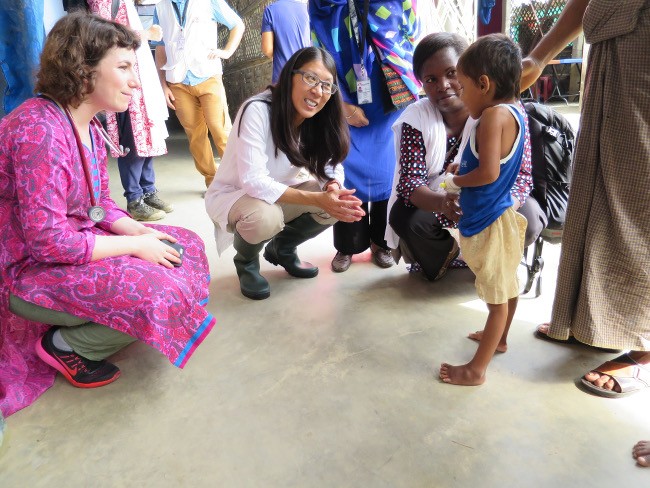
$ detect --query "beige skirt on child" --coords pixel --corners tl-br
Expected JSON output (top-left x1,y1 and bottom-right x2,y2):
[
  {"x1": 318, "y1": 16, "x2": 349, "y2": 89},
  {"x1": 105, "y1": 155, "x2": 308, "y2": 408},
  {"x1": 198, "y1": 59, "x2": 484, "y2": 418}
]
[{"x1": 459, "y1": 207, "x2": 527, "y2": 304}]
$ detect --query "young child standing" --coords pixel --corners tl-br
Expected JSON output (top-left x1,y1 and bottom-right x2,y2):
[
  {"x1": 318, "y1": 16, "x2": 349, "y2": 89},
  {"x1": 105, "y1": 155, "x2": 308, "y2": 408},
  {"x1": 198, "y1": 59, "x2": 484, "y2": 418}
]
[{"x1": 439, "y1": 34, "x2": 528, "y2": 386}]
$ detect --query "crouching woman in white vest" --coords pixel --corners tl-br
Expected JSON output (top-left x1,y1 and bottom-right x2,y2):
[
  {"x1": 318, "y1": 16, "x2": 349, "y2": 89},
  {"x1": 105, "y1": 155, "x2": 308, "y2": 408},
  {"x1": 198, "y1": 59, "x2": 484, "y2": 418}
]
[{"x1": 205, "y1": 47, "x2": 365, "y2": 300}]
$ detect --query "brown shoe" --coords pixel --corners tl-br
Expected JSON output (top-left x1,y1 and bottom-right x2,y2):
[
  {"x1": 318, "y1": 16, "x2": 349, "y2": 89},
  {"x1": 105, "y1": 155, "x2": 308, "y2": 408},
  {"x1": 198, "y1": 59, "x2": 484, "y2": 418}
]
[
  {"x1": 143, "y1": 191, "x2": 174, "y2": 213},
  {"x1": 331, "y1": 252, "x2": 352, "y2": 272},
  {"x1": 127, "y1": 197, "x2": 165, "y2": 222},
  {"x1": 433, "y1": 239, "x2": 460, "y2": 281},
  {"x1": 370, "y1": 243, "x2": 394, "y2": 268}
]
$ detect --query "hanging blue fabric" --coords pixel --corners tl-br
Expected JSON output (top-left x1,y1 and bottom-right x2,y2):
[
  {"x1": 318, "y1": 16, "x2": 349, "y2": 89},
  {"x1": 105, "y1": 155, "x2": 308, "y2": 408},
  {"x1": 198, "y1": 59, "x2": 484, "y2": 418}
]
[
  {"x1": 479, "y1": 0, "x2": 497, "y2": 25},
  {"x1": 0, "y1": 0, "x2": 45, "y2": 115}
]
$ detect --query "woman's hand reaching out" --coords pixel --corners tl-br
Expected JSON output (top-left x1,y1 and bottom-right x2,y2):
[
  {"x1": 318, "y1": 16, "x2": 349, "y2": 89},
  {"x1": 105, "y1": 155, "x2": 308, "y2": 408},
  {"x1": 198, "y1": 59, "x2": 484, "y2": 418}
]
[
  {"x1": 521, "y1": 57, "x2": 545, "y2": 92},
  {"x1": 441, "y1": 192, "x2": 461, "y2": 223}
]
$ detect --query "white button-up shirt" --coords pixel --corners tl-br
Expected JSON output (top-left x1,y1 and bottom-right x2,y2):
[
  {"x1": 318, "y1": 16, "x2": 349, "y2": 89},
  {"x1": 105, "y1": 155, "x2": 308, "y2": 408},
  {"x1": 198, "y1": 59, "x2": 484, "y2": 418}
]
[{"x1": 205, "y1": 92, "x2": 345, "y2": 254}]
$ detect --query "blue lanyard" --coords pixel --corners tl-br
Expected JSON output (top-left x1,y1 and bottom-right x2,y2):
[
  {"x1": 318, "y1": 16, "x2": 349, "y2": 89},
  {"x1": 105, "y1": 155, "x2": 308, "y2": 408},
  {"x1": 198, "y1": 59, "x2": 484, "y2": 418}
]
[
  {"x1": 347, "y1": 0, "x2": 371, "y2": 77},
  {"x1": 171, "y1": 0, "x2": 189, "y2": 27}
]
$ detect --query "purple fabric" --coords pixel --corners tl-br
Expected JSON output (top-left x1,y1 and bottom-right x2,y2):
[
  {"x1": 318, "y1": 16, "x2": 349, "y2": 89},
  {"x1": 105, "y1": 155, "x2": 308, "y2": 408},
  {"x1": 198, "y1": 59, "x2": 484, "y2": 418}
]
[
  {"x1": 261, "y1": 0, "x2": 310, "y2": 83},
  {"x1": 0, "y1": 98, "x2": 215, "y2": 417}
]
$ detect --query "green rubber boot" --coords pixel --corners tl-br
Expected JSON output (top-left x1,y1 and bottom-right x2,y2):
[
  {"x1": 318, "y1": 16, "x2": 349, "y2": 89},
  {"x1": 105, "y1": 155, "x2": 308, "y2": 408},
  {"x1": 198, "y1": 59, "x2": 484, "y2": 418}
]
[
  {"x1": 233, "y1": 233, "x2": 270, "y2": 300},
  {"x1": 263, "y1": 214, "x2": 330, "y2": 278}
]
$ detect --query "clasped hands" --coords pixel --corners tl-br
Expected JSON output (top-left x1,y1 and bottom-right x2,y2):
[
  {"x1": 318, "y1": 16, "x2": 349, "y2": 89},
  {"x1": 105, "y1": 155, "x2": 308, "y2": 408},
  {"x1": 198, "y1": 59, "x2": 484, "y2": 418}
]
[{"x1": 322, "y1": 182, "x2": 365, "y2": 223}]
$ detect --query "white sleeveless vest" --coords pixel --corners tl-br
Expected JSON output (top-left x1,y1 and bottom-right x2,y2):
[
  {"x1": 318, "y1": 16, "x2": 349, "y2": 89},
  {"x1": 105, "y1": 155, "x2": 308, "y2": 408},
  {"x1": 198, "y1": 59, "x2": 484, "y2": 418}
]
[{"x1": 157, "y1": 0, "x2": 222, "y2": 83}]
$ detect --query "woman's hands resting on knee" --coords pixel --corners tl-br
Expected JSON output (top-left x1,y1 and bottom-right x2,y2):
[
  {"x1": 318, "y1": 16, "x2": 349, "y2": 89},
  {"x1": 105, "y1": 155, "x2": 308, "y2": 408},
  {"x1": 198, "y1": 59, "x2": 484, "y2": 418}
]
[
  {"x1": 90, "y1": 217, "x2": 181, "y2": 268},
  {"x1": 128, "y1": 233, "x2": 181, "y2": 269}
]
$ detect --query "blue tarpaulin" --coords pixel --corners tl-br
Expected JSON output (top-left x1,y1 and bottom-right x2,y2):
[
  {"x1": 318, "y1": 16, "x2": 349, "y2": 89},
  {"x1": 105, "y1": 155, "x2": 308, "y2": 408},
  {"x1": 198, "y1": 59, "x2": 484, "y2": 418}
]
[{"x1": 0, "y1": 0, "x2": 45, "y2": 115}]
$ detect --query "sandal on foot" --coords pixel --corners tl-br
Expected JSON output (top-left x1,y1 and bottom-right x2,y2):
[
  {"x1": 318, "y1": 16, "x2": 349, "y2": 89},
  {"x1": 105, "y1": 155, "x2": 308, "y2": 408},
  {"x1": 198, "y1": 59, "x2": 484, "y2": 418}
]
[
  {"x1": 534, "y1": 323, "x2": 621, "y2": 353},
  {"x1": 534, "y1": 323, "x2": 580, "y2": 345},
  {"x1": 579, "y1": 353, "x2": 650, "y2": 398}
]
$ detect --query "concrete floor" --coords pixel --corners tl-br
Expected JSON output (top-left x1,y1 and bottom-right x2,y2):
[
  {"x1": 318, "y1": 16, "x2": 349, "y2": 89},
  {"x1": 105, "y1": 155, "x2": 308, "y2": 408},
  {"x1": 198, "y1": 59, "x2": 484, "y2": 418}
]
[{"x1": 1, "y1": 104, "x2": 649, "y2": 487}]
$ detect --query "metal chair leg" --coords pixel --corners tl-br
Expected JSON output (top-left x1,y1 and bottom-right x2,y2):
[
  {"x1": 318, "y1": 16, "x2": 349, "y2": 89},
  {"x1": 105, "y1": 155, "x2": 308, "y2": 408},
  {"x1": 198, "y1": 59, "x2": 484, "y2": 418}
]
[{"x1": 521, "y1": 236, "x2": 545, "y2": 296}]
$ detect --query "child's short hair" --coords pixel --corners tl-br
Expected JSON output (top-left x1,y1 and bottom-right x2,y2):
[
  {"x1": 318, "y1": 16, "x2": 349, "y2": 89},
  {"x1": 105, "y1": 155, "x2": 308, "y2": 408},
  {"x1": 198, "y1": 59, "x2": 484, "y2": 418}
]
[{"x1": 457, "y1": 34, "x2": 522, "y2": 100}]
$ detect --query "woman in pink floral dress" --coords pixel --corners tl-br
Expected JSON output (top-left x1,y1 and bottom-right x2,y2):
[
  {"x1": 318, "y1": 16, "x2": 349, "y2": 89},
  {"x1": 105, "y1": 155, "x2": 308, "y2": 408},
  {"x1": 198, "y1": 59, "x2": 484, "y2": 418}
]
[{"x1": 0, "y1": 12, "x2": 215, "y2": 417}]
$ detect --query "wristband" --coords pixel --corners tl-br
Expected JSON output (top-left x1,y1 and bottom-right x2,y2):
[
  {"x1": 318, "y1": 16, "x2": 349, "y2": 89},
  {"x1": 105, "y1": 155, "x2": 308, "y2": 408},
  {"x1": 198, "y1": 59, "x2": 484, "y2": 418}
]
[{"x1": 440, "y1": 173, "x2": 461, "y2": 194}]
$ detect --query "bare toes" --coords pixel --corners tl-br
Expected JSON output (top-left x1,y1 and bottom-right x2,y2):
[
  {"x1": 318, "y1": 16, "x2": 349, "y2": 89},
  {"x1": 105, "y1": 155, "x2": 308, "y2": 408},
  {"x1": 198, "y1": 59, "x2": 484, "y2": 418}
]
[
  {"x1": 466, "y1": 330, "x2": 507, "y2": 353},
  {"x1": 634, "y1": 441, "x2": 650, "y2": 453},
  {"x1": 467, "y1": 331, "x2": 482, "y2": 340},
  {"x1": 583, "y1": 372, "x2": 621, "y2": 392}
]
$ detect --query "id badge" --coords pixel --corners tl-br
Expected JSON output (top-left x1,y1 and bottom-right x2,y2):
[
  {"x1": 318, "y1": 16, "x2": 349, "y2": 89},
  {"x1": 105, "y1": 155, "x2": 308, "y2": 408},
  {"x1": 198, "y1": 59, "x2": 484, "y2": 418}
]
[{"x1": 356, "y1": 78, "x2": 373, "y2": 104}]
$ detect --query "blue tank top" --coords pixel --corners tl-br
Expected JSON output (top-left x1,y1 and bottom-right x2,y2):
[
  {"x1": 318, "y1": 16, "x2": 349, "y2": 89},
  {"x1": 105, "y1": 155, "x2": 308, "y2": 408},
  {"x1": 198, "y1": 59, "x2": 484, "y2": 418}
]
[{"x1": 458, "y1": 103, "x2": 526, "y2": 237}]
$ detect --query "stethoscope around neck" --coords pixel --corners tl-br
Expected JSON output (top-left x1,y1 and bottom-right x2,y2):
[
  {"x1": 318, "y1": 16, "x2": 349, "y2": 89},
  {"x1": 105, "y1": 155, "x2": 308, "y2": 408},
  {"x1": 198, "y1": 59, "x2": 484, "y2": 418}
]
[{"x1": 62, "y1": 105, "x2": 131, "y2": 223}]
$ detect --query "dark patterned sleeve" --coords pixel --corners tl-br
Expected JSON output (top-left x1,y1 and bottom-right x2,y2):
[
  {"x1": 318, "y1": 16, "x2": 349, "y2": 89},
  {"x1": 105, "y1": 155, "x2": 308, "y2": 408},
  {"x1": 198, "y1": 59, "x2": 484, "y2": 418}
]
[
  {"x1": 512, "y1": 103, "x2": 533, "y2": 205},
  {"x1": 395, "y1": 123, "x2": 428, "y2": 206}
]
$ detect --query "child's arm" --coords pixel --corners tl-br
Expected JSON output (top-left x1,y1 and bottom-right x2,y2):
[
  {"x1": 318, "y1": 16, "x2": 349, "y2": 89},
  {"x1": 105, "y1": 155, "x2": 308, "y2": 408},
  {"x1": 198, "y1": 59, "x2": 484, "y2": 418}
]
[{"x1": 451, "y1": 106, "x2": 518, "y2": 188}]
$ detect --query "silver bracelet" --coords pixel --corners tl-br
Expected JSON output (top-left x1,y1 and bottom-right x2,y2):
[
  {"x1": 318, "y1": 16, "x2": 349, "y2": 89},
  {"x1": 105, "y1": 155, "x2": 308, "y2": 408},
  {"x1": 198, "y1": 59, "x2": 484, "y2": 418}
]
[{"x1": 345, "y1": 107, "x2": 358, "y2": 119}]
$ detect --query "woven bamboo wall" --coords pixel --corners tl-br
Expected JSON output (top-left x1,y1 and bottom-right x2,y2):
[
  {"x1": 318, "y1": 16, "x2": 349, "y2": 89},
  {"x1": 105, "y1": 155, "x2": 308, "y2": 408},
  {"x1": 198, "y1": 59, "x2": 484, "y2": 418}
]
[{"x1": 220, "y1": 0, "x2": 273, "y2": 119}]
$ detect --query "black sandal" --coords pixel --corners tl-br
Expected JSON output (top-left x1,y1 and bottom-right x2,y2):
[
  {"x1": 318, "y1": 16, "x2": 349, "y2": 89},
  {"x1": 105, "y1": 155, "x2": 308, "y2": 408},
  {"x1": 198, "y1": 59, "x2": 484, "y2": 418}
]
[{"x1": 534, "y1": 324, "x2": 621, "y2": 353}]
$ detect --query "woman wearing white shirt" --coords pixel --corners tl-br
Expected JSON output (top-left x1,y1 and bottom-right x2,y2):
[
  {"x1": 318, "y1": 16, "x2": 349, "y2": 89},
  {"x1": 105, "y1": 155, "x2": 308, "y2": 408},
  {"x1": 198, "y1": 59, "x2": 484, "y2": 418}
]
[{"x1": 205, "y1": 47, "x2": 365, "y2": 299}]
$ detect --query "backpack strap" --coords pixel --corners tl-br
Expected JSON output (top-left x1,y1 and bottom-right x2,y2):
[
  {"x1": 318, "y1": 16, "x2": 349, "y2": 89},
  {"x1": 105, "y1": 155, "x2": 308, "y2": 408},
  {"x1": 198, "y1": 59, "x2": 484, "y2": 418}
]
[{"x1": 237, "y1": 98, "x2": 272, "y2": 136}]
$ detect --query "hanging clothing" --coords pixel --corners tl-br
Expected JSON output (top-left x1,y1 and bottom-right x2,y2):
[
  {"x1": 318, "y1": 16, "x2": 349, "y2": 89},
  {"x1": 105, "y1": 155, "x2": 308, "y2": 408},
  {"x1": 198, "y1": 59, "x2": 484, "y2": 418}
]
[{"x1": 0, "y1": 0, "x2": 45, "y2": 114}]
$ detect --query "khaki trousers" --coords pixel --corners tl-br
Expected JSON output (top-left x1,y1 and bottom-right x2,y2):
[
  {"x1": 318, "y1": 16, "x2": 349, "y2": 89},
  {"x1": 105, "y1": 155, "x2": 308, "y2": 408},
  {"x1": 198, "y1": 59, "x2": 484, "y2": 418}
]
[
  {"x1": 9, "y1": 294, "x2": 136, "y2": 361},
  {"x1": 227, "y1": 180, "x2": 337, "y2": 244},
  {"x1": 169, "y1": 76, "x2": 232, "y2": 187}
]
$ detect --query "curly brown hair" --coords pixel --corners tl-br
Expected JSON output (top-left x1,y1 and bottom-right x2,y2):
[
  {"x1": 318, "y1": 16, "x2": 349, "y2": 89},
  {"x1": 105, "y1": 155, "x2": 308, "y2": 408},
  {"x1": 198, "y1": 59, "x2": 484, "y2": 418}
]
[{"x1": 35, "y1": 11, "x2": 140, "y2": 108}]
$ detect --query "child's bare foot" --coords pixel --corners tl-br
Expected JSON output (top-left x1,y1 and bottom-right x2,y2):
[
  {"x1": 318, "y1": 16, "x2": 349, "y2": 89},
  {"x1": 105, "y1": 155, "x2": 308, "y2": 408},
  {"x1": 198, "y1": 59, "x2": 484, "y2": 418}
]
[
  {"x1": 633, "y1": 440, "x2": 650, "y2": 467},
  {"x1": 439, "y1": 362, "x2": 486, "y2": 386},
  {"x1": 467, "y1": 330, "x2": 507, "y2": 353}
]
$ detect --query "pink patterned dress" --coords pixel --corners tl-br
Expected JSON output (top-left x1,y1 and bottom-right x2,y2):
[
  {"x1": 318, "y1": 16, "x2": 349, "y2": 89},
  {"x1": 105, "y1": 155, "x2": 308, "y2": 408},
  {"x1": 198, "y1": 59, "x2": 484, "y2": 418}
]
[{"x1": 0, "y1": 98, "x2": 215, "y2": 417}]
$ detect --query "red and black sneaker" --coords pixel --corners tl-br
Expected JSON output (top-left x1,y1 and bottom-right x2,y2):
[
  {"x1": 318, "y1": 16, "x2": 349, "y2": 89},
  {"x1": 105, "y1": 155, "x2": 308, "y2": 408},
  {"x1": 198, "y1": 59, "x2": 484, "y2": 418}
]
[{"x1": 35, "y1": 328, "x2": 121, "y2": 388}]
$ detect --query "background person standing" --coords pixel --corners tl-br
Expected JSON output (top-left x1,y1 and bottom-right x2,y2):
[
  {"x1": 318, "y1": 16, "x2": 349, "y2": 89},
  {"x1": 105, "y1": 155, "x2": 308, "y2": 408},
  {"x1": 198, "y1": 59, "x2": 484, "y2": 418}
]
[
  {"x1": 310, "y1": 0, "x2": 420, "y2": 273},
  {"x1": 153, "y1": 0, "x2": 244, "y2": 188},
  {"x1": 260, "y1": 0, "x2": 310, "y2": 84},
  {"x1": 89, "y1": 0, "x2": 173, "y2": 221}
]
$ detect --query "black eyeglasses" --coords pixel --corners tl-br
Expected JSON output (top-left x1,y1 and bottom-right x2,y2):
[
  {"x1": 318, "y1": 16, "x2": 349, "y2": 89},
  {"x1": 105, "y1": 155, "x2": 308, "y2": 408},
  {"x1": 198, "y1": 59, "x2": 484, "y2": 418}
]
[{"x1": 293, "y1": 70, "x2": 338, "y2": 95}]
